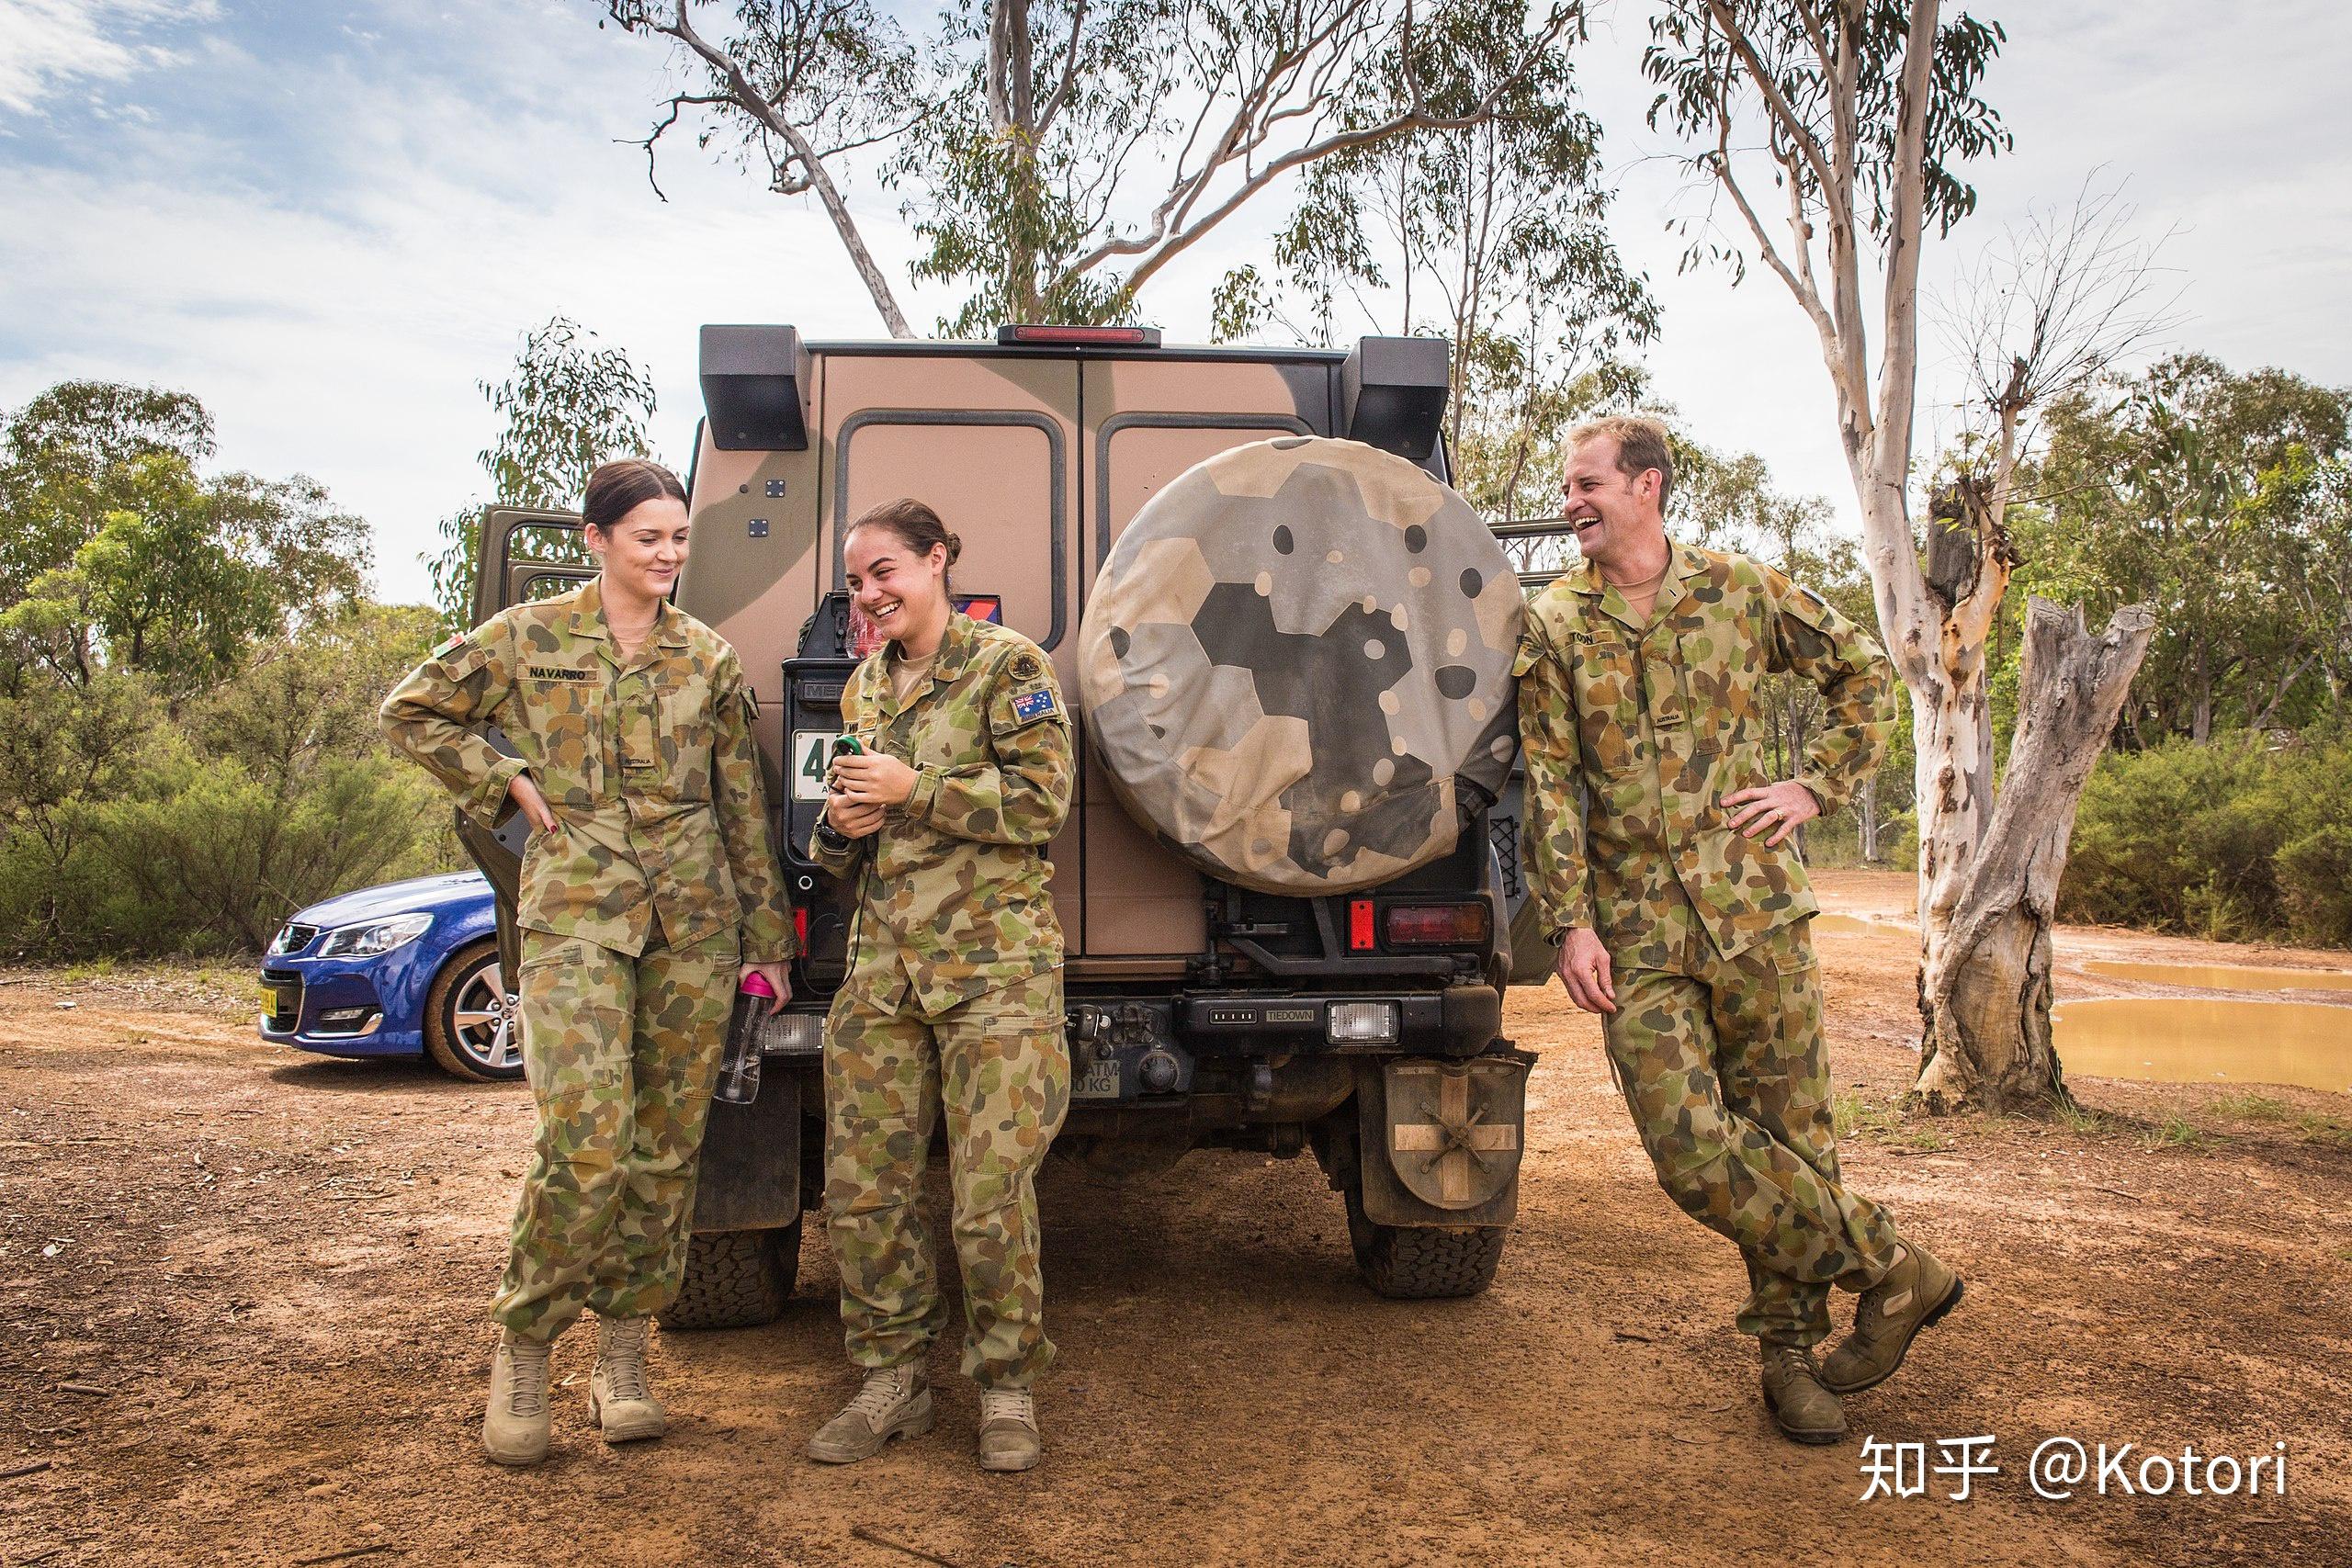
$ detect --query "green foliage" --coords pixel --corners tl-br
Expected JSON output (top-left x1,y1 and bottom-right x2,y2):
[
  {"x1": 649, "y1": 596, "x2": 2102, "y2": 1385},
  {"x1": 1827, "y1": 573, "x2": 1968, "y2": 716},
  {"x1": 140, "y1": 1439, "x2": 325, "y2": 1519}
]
[
  {"x1": 0, "y1": 379, "x2": 453, "y2": 956},
  {"x1": 1214, "y1": 0, "x2": 1656, "y2": 526},
  {"x1": 1644, "y1": 2, "x2": 2012, "y2": 273},
  {"x1": 0, "y1": 605, "x2": 453, "y2": 957},
  {"x1": 2060, "y1": 731, "x2": 2352, "y2": 947},
  {"x1": 427, "y1": 318, "x2": 656, "y2": 630},
  {"x1": 611, "y1": 0, "x2": 1596, "y2": 338},
  {"x1": 0, "y1": 388, "x2": 368, "y2": 694},
  {"x1": 2018, "y1": 355, "x2": 2352, "y2": 741}
]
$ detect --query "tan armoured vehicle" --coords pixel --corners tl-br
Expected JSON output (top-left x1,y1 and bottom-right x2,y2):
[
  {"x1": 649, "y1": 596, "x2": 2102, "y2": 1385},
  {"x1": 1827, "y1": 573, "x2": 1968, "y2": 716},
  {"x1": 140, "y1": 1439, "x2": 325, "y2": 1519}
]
[{"x1": 459, "y1": 323, "x2": 1547, "y2": 1327}]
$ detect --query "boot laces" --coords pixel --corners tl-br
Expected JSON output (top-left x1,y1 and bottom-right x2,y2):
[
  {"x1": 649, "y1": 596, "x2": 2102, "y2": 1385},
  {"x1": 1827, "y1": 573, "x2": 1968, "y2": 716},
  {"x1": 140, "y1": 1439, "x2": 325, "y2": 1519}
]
[
  {"x1": 1765, "y1": 1341, "x2": 1817, "y2": 1382},
  {"x1": 847, "y1": 1367, "x2": 917, "y2": 1422},
  {"x1": 504, "y1": 1337, "x2": 551, "y2": 1419},
  {"x1": 980, "y1": 1387, "x2": 1035, "y2": 1429},
  {"x1": 600, "y1": 1317, "x2": 650, "y2": 1403}
]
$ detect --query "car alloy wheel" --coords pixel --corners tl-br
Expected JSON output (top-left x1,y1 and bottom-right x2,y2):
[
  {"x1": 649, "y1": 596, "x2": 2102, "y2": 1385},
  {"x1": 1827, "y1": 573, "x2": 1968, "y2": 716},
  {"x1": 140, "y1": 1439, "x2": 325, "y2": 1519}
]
[{"x1": 449, "y1": 961, "x2": 521, "y2": 1074}]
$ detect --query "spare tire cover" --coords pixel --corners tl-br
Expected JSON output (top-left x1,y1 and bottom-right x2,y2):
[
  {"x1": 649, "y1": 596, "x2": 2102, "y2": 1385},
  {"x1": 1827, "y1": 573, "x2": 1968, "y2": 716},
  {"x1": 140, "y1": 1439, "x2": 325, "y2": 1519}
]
[{"x1": 1078, "y1": 435, "x2": 1523, "y2": 896}]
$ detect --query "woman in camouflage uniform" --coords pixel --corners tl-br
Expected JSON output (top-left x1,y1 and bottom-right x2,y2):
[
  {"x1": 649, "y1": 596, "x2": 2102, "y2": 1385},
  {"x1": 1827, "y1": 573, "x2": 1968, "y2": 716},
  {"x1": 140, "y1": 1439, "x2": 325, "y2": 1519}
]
[
  {"x1": 803, "y1": 498, "x2": 1074, "y2": 1474},
  {"x1": 379, "y1": 458, "x2": 795, "y2": 1468}
]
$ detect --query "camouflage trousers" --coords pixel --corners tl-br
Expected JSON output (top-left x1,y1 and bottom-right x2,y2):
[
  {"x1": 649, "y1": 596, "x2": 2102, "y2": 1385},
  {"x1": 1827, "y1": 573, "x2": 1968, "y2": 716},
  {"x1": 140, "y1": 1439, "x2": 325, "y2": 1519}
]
[
  {"x1": 490, "y1": 924, "x2": 738, "y2": 1340},
  {"x1": 824, "y1": 970, "x2": 1069, "y2": 1389},
  {"x1": 1601, "y1": 917, "x2": 1903, "y2": 1345}
]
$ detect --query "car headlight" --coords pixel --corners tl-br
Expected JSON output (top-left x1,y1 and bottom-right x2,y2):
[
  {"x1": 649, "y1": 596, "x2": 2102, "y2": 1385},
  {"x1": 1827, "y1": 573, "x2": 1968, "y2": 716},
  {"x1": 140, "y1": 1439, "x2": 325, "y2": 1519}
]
[{"x1": 316, "y1": 912, "x2": 433, "y2": 958}]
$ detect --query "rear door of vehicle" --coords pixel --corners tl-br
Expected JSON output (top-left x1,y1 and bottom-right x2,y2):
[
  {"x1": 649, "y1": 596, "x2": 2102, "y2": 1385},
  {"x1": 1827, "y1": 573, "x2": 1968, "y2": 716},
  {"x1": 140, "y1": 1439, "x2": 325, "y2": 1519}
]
[
  {"x1": 1078, "y1": 355, "x2": 1333, "y2": 968},
  {"x1": 814, "y1": 353, "x2": 1084, "y2": 944},
  {"x1": 457, "y1": 507, "x2": 594, "y2": 980}
]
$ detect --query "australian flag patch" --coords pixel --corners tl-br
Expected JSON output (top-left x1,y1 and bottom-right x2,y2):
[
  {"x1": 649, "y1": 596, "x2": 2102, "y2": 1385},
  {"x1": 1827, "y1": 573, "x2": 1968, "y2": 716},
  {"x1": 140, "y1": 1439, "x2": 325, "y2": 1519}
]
[{"x1": 1011, "y1": 686, "x2": 1060, "y2": 724}]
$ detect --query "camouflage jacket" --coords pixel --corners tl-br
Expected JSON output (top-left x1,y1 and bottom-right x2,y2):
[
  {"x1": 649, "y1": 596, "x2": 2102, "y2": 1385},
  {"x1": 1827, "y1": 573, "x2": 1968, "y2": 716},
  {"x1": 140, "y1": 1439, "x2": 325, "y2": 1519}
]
[
  {"x1": 808, "y1": 613, "x2": 1074, "y2": 1016},
  {"x1": 1513, "y1": 542, "x2": 1895, "y2": 970},
  {"x1": 379, "y1": 578, "x2": 796, "y2": 963}
]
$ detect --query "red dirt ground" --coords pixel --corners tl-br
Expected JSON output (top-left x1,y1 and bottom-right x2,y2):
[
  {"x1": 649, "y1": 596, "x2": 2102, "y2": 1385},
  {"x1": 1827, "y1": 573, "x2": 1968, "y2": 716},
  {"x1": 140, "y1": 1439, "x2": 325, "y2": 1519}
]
[{"x1": 3, "y1": 870, "x2": 2346, "y2": 1566}]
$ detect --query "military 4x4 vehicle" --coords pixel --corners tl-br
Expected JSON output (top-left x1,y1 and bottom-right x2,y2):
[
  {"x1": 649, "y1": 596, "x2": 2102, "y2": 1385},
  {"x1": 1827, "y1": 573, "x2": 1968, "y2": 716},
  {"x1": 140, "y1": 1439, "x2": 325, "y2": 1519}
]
[{"x1": 460, "y1": 323, "x2": 1554, "y2": 1328}]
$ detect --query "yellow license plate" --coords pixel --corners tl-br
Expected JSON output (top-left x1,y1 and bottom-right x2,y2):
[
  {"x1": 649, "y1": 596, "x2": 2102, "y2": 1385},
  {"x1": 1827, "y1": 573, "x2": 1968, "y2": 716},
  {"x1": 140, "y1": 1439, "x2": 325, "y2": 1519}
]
[{"x1": 259, "y1": 985, "x2": 282, "y2": 1016}]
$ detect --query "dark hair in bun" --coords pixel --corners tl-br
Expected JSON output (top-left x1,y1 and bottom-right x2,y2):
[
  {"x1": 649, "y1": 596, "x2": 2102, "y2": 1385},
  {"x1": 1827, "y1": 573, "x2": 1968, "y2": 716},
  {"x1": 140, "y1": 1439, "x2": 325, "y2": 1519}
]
[
  {"x1": 847, "y1": 497, "x2": 960, "y2": 590},
  {"x1": 582, "y1": 457, "x2": 687, "y2": 532}
]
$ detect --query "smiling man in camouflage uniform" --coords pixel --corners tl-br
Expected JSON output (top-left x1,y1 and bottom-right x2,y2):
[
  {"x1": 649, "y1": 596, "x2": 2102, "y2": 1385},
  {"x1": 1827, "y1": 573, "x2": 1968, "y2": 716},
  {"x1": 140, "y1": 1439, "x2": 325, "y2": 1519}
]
[{"x1": 1514, "y1": 416, "x2": 1962, "y2": 1444}]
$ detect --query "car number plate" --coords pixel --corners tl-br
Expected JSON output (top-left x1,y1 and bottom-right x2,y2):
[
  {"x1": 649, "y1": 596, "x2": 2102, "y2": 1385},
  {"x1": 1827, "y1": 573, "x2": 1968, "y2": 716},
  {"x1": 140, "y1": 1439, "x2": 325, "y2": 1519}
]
[
  {"x1": 258, "y1": 984, "x2": 282, "y2": 1016},
  {"x1": 790, "y1": 729, "x2": 842, "y2": 802},
  {"x1": 1070, "y1": 1057, "x2": 1122, "y2": 1100}
]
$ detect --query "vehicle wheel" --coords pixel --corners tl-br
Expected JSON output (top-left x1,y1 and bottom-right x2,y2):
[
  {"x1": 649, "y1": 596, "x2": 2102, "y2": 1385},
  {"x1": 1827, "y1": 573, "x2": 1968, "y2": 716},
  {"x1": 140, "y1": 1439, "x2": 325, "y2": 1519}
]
[
  {"x1": 661, "y1": 1223, "x2": 802, "y2": 1331},
  {"x1": 423, "y1": 941, "x2": 523, "y2": 1083},
  {"x1": 1344, "y1": 1181, "x2": 1507, "y2": 1299}
]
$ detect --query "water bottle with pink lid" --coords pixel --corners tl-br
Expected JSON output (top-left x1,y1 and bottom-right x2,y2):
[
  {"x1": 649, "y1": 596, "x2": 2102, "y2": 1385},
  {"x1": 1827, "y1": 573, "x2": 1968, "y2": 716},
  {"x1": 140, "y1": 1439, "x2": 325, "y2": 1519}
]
[{"x1": 715, "y1": 970, "x2": 776, "y2": 1105}]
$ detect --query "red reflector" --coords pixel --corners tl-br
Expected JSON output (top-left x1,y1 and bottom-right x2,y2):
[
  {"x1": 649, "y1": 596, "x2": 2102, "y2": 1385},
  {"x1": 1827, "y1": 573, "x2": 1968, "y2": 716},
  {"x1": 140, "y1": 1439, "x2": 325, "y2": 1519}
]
[
  {"x1": 793, "y1": 908, "x2": 808, "y2": 950},
  {"x1": 996, "y1": 323, "x2": 1163, "y2": 348},
  {"x1": 1348, "y1": 899, "x2": 1376, "y2": 951},
  {"x1": 1384, "y1": 902, "x2": 1492, "y2": 947}
]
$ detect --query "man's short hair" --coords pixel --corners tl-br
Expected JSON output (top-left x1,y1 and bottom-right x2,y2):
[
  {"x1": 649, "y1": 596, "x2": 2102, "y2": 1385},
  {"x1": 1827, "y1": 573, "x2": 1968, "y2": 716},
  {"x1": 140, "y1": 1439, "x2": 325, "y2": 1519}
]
[{"x1": 1567, "y1": 415, "x2": 1674, "y2": 513}]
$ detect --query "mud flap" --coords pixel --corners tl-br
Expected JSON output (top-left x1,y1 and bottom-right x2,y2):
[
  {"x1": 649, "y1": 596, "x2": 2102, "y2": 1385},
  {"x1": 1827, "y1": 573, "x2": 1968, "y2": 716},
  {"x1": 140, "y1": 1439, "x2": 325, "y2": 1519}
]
[
  {"x1": 690, "y1": 1069, "x2": 802, "y2": 1232},
  {"x1": 1356, "y1": 1054, "x2": 1530, "y2": 1227}
]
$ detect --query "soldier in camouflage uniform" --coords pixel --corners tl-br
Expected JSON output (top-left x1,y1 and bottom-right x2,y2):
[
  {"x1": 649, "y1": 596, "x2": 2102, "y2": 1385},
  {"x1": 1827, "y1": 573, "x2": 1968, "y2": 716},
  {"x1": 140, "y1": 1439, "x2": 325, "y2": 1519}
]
[
  {"x1": 803, "y1": 499, "x2": 1073, "y2": 1474},
  {"x1": 379, "y1": 459, "x2": 795, "y2": 1467},
  {"x1": 1515, "y1": 418, "x2": 1962, "y2": 1445}
]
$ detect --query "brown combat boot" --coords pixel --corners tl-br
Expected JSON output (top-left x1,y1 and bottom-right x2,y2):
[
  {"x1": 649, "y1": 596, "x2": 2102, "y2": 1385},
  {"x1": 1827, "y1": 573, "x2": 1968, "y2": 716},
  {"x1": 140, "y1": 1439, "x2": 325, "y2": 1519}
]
[
  {"x1": 482, "y1": 1328, "x2": 553, "y2": 1466},
  {"x1": 1758, "y1": 1339, "x2": 1846, "y2": 1446},
  {"x1": 807, "y1": 1367, "x2": 933, "y2": 1463},
  {"x1": 1820, "y1": 1243, "x2": 1963, "y2": 1395},
  {"x1": 589, "y1": 1315, "x2": 666, "y2": 1443},
  {"x1": 977, "y1": 1386, "x2": 1041, "y2": 1473}
]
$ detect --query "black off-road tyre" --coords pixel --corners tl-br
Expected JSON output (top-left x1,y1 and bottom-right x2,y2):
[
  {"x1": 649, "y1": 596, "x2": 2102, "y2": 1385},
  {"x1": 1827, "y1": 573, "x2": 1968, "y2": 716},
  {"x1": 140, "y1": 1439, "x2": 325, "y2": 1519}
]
[
  {"x1": 1345, "y1": 1184, "x2": 1507, "y2": 1299},
  {"x1": 661, "y1": 1223, "x2": 802, "y2": 1330},
  {"x1": 422, "y1": 941, "x2": 523, "y2": 1083}
]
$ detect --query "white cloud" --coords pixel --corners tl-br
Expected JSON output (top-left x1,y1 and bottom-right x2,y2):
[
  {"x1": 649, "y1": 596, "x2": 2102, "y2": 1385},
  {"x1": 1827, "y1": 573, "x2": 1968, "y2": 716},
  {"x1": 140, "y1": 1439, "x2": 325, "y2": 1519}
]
[
  {"x1": 3, "y1": 0, "x2": 2348, "y2": 612},
  {"x1": 0, "y1": 0, "x2": 219, "y2": 115}
]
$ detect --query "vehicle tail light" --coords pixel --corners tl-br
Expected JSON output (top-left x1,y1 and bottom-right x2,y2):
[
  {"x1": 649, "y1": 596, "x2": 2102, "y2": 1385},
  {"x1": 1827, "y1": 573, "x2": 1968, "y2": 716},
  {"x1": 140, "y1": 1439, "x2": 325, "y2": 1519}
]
[
  {"x1": 793, "y1": 907, "x2": 808, "y2": 951},
  {"x1": 1384, "y1": 901, "x2": 1492, "y2": 947},
  {"x1": 1348, "y1": 899, "x2": 1375, "y2": 951}
]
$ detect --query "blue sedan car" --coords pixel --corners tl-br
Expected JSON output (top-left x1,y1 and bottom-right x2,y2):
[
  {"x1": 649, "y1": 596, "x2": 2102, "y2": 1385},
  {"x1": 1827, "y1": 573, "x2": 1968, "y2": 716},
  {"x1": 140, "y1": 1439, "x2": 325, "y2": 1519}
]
[{"x1": 258, "y1": 871, "x2": 520, "y2": 1081}]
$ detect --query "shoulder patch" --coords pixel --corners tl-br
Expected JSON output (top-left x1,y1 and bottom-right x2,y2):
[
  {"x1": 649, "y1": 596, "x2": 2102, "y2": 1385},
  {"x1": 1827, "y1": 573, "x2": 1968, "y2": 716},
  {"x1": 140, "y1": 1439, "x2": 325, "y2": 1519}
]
[
  {"x1": 434, "y1": 633, "x2": 468, "y2": 660},
  {"x1": 1010, "y1": 686, "x2": 1061, "y2": 725},
  {"x1": 1010, "y1": 652, "x2": 1041, "y2": 682}
]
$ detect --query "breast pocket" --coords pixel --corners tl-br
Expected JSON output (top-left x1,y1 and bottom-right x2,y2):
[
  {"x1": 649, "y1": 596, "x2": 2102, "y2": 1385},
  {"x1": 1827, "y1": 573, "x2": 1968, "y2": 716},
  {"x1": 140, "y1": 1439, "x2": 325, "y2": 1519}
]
[
  {"x1": 519, "y1": 679, "x2": 603, "y2": 802},
  {"x1": 662, "y1": 681, "x2": 716, "y2": 803},
  {"x1": 911, "y1": 698, "x2": 990, "y2": 773},
  {"x1": 1569, "y1": 631, "x2": 1643, "y2": 776}
]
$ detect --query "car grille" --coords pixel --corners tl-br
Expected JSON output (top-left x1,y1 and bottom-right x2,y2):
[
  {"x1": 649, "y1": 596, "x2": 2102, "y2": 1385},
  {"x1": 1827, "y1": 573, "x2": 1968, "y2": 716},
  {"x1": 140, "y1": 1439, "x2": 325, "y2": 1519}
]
[
  {"x1": 262, "y1": 970, "x2": 302, "y2": 1032},
  {"x1": 269, "y1": 923, "x2": 320, "y2": 957}
]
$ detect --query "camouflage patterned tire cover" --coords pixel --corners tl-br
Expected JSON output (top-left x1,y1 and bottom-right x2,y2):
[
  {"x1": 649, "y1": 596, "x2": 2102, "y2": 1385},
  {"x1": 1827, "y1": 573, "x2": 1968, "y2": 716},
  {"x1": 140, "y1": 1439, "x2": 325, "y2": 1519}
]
[{"x1": 1078, "y1": 435, "x2": 1523, "y2": 896}]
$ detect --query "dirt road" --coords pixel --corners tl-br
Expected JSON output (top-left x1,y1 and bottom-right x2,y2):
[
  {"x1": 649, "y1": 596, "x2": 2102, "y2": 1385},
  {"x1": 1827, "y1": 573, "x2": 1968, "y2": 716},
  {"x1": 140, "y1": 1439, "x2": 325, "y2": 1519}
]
[{"x1": 5, "y1": 873, "x2": 2348, "y2": 1566}]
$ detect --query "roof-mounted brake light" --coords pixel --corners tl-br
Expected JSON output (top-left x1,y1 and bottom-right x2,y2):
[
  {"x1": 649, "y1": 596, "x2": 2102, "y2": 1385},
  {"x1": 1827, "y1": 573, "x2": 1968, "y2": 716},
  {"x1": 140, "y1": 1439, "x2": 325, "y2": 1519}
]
[{"x1": 997, "y1": 324, "x2": 1163, "y2": 348}]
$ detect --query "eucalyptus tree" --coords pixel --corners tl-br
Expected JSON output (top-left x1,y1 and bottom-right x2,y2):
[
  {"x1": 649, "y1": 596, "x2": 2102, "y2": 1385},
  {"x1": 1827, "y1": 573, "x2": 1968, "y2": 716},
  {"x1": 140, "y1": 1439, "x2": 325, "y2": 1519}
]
[
  {"x1": 427, "y1": 317, "x2": 660, "y2": 630},
  {"x1": 1644, "y1": 2, "x2": 2159, "y2": 1112},
  {"x1": 600, "y1": 0, "x2": 1586, "y2": 335}
]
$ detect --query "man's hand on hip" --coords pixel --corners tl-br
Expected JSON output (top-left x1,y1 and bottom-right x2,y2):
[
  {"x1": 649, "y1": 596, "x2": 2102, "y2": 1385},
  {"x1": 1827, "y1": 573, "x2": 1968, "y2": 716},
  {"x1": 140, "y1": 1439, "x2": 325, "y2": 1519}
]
[
  {"x1": 1723, "y1": 780, "x2": 1821, "y2": 848},
  {"x1": 1556, "y1": 928, "x2": 1617, "y2": 1015}
]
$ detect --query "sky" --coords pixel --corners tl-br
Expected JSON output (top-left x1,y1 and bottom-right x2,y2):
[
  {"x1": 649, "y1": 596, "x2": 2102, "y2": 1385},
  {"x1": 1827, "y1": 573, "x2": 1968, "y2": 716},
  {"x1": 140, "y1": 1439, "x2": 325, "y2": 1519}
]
[{"x1": 2, "y1": 0, "x2": 2347, "y2": 607}]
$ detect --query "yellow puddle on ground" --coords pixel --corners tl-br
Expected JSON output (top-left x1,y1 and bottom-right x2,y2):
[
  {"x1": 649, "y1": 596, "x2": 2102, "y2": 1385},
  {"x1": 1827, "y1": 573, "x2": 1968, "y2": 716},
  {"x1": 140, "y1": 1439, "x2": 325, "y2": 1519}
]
[
  {"x1": 1813, "y1": 913, "x2": 1912, "y2": 936},
  {"x1": 2054, "y1": 998, "x2": 2352, "y2": 1094},
  {"x1": 2080, "y1": 958, "x2": 2352, "y2": 993}
]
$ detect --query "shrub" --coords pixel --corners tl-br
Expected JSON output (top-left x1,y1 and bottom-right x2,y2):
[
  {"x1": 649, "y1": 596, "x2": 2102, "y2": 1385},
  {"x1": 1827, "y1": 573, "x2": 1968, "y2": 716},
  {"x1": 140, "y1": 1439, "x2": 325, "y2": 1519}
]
[
  {"x1": 2060, "y1": 730, "x2": 2352, "y2": 947},
  {"x1": 0, "y1": 604, "x2": 458, "y2": 956}
]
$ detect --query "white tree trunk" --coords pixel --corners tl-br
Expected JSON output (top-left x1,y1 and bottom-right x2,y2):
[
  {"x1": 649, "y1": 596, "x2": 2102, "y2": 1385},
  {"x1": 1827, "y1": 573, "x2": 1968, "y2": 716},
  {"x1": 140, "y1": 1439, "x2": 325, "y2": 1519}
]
[{"x1": 1912, "y1": 599, "x2": 2157, "y2": 1111}]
